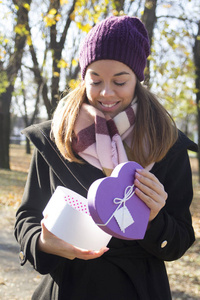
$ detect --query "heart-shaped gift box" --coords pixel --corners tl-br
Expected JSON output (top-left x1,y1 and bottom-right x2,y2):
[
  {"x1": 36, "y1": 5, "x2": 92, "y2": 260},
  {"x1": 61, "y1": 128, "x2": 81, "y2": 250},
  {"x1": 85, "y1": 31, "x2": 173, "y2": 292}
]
[{"x1": 87, "y1": 161, "x2": 150, "y2": 240}]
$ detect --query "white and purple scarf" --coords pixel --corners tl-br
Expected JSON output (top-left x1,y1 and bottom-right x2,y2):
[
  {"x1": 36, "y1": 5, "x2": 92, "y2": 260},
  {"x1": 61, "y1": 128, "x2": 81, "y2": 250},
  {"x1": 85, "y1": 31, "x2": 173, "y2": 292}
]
[{"x1": 72, "y1": 100, "x2": 137, "y2": 176}]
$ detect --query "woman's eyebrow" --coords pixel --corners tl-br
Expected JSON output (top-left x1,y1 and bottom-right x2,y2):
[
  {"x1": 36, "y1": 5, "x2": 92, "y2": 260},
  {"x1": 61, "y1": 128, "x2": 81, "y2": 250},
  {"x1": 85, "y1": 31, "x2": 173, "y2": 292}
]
[
  {"x1": 90, "y1": 71, "x2": 99, "y2": 76},
  {"x1": 114, "y1": 72, "x2": 130, "y2": 76},
  {"x1": 90, "y1": 71, "x2": 130, "y2": 76}
]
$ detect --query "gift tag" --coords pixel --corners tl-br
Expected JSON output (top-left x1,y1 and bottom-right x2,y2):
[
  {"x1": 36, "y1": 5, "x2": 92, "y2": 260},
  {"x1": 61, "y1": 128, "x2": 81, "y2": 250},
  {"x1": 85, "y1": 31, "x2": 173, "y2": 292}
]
[
  {"x1": 113, "y1": 206, "x2": 134, "y2": 232},
  {"x1": 87, "y1": 161, "x2": 150, "y2": 240}
]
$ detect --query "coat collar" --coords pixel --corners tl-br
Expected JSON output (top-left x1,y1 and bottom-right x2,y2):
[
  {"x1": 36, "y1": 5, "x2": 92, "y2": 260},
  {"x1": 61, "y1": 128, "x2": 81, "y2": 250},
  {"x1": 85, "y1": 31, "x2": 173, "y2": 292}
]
[{"x1": 22, "y1": 121, "x2": 105, "y2": 197}]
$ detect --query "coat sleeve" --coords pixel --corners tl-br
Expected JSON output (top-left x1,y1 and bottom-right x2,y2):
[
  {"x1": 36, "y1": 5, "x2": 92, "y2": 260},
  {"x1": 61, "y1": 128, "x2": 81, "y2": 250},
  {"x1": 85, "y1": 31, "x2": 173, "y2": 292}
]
[
  {"x1": 14, "y1": 149, "x2": 62, "y2": 274},
  {"x1": 138, "y1": 148, "x2": 195, "y2": 261}
]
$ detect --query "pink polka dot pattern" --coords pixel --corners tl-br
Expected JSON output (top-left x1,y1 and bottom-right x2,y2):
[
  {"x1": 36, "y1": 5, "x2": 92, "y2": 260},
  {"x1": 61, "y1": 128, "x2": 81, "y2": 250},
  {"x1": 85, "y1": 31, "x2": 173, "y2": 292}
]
[{"x1": 64, "y1": 195, "x2": 91, "y2": 216}]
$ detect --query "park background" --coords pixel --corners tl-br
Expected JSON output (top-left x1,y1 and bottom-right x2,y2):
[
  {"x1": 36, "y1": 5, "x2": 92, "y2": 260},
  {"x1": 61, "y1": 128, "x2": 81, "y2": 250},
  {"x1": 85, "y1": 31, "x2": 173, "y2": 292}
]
[{"x1": 0, "y1": 0, "x2": 200, "y2": 299}]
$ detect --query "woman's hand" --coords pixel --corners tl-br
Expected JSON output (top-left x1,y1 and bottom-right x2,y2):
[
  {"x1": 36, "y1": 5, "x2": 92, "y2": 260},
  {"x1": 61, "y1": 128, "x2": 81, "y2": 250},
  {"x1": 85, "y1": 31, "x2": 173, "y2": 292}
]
[
  {"x1": 134, "y1": 169, "x2": 167, "y2": 222},
  {"x1": 37, "y1": 219, "x2": 109, "y2": 260}
]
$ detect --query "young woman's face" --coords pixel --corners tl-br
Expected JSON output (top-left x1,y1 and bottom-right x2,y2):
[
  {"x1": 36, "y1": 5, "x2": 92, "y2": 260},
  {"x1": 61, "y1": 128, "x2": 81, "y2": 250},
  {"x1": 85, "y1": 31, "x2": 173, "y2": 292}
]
[{"x1": 85, "y1": 60, "x2": 137, "y2": 118}]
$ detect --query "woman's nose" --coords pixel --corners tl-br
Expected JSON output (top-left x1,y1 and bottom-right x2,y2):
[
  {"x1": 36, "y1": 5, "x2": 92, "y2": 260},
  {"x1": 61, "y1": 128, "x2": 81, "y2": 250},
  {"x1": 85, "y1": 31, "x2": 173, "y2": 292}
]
[{"x1": 100, "y1": 84, "x2": 115, "y2": 97}]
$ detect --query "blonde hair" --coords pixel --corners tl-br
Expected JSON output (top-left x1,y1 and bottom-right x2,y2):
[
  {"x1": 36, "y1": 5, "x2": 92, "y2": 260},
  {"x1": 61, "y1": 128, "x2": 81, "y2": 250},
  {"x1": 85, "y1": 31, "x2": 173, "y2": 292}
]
[{"x1": 52, "y1": 80, "x2": 178, "y2": 167}]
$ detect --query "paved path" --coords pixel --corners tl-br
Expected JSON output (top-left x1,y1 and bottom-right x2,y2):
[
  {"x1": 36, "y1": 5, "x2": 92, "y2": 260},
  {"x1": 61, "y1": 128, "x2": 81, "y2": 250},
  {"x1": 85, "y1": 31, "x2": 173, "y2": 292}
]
[{"x1": 0, "y1": 206, "x2": 41, "y2": 300}]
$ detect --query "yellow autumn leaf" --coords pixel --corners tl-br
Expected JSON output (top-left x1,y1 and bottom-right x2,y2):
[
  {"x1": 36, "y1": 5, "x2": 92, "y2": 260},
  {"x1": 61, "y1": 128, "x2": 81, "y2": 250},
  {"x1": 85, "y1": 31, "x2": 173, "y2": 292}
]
[
  {"x1": 0, "y1": 49, "x2": 6, "y2": 59},
  {"x1": 147, "y1": 55, "x2": 153, "y2": 61},
  {"x1": 145, "y1": 2, "x2": 154, "y2": 9},
  {"x1": 57, "y1": 59, "x2": 68, "y2": 68},
  {"x1": 49, "y1": 8, "x2": 57, "y2": 15},
  {"x1": 162, "y1": 4, "x2": 172, "y2": 8},
  {"x1": 193, "y1": 88, "x2": 200, "y2": 94},
  {"x1": 76, "y1": 22, "x2": 82, "y2": 30},
  {"x1": 55, "y1": 14, "x2": 61, "y2": 21},
  {"x1": 72, "y1": 59, "x2": 78, "y2": 67},
  {"x1": 94, "y1": 5, "x2": 101, "y2": 12},
  {"x1": 53, "y1": 71, "x2": 60, "y2": 77},
  {"x1": 81, "y1": 23, "x2": 92, "y2": 33},
  {"x1": 70, "y1": 12, "x2": 75, "y2": 21},
  {"x1": 60, "y1": 0, "x2": 68, "y2": 5},
  {"x1": 112, "y1": 10, "x2": 119, "y2": 16},
  {"x1": 93, "y1": 15, "x2": 100, "y2": 24},
  {"x1": 14, "y1": 24, "x2": 29, "y2": 36},
  {"x1": 23, "y1": 3, "x2": 30, "y2": 11},
  {"x1": 44, "y1": 15, "x2": 56, "y2": 27},
  {"x1": 14, "y1": 24, "x2": 23, "y2": 34},
  {"x1": 184, "y1": 51, "x2": 190, "y2": 56},
  {"x1": 43, "y1": 9, "x2": 61, "y2": 27},
  {"x1": 167, "y1": 37, "x2": 175, "y2": 47},
  {"x1": 26, "y1": 35, "x2": 32, "y2": 46},
  {"x1": 172, "y1": 43, "x2": 178, "y2": 50},
  {"x1": 68, "y1": 79, "x2": 81, "y2": 89},
  {"x1": 76, "y1": 0, "x2": 85, "y2": 6}
]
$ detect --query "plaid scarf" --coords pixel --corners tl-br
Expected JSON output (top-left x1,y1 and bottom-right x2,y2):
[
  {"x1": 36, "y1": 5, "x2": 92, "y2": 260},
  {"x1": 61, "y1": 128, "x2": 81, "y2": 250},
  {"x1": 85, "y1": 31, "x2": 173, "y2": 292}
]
[{"x1": 72, "y1": 100, "x2": 137, "y2": 176}]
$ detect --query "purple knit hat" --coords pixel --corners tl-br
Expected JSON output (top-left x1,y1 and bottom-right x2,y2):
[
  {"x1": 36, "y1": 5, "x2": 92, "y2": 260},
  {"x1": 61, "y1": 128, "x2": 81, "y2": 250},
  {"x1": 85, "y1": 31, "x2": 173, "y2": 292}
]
[{"x1": 79, "y1": 15, "x2": 150, "y2": 81}]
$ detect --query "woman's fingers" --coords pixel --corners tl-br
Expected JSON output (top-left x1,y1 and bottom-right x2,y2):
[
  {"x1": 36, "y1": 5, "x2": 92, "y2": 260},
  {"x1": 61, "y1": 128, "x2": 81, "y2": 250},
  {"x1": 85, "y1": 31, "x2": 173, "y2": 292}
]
[
  {"x1": 134, "y1": 169, "x2": 167, "y2": 221},
  {"x1": 135, "y1": 169, "x2": 167, "y2": 201},
  {"x1": 38, "y1": 220, "x2": 75, "y2": 259},
  {"x1": 38, "y1": 219, "x2": 109, "y2": 260},
  {"x1": 73, "y1": 246, "x2": 109, "y2": 260}
]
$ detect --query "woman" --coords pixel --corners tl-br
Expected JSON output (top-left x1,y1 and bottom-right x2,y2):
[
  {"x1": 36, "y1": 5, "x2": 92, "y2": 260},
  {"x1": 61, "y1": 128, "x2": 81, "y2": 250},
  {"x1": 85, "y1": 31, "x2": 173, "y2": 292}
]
[{"x1": 15, "y1": 15, "x2": 198, "y2": 299}]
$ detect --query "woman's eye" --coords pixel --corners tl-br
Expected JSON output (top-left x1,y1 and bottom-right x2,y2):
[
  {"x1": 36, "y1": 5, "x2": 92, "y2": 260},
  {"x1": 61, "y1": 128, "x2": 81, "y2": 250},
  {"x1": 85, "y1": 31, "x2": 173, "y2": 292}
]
[
  {"x1": 115, "y1": 82, "x2": 126, "y2": 86},
  {"x1": 91, "y1": 81, "x2": 101, "y2": 86}
]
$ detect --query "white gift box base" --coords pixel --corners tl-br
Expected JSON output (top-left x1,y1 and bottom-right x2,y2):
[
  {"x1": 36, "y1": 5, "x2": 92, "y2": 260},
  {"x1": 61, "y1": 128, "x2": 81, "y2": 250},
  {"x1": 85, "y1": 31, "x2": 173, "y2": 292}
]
[{"x1": 43, "y1": 186, "x2": 111, "y2": 251}]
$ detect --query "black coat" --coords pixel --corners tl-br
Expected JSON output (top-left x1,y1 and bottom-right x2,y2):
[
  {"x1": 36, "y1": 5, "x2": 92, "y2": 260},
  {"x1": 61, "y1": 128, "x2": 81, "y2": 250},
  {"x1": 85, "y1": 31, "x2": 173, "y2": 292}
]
[{"x1": 14, "y1": 121, "x2": 198, "y2": 300}]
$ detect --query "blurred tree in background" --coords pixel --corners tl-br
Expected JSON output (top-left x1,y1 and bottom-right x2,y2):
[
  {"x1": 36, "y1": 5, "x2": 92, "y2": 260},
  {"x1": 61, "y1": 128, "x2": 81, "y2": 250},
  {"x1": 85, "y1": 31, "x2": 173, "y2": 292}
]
[{"x1": 0, "y1": 0, "x2": 199, "y2": 179}]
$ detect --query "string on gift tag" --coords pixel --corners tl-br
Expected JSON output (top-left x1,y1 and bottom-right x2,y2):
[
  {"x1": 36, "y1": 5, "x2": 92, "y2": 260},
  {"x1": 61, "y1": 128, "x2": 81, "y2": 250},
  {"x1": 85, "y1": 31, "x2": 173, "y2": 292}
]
[{"x1": 96, "y1": 184, "x2": 135, "y2": 232}]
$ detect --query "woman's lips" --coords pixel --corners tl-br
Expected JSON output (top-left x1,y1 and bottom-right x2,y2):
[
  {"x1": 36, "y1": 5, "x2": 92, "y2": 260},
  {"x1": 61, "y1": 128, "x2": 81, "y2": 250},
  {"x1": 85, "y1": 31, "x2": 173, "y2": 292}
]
[{"x1": 99, "y1": 101, "x2": 119, "y2": 108}]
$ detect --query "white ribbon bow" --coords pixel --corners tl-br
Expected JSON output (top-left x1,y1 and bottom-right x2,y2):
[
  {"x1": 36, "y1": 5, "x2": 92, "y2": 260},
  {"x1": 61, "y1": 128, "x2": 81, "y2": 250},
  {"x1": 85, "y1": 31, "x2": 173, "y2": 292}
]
[{"x1": 97, "y1": 185, "x2": 135, "y2": 233}]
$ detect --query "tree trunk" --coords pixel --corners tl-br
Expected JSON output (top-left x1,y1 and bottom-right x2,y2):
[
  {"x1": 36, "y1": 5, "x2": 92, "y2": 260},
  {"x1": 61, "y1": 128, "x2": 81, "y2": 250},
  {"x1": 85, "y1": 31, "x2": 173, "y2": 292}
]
[
  {"x1": 49, "y1": 0, "x2": 76, "y2": 111},
  {"x1": 0, "y1": 0, "x2": 32, "y2": 169},
  {"x1": 193, "y1": 20, "x2": 200, "y2": 182},
  {"x1": 115, "y1": 0, "x2": 125, "y2": 12},
  {"x1": 26, "y1": 137, "x2": 31, "y2": 154},
  {"x1": 0, "y1": 85, "x2": 13, "y2": 168},
  {"x1": 141, "y1": 0, "x2": 157, "y2": 86}
]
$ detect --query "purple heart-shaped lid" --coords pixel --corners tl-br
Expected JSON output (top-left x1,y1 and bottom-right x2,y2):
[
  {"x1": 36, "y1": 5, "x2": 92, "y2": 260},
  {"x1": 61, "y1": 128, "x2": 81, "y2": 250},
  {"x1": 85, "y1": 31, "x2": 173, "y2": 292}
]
[{"x1": 87, "y1": 161, "x2": 150, "y2": 240}]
